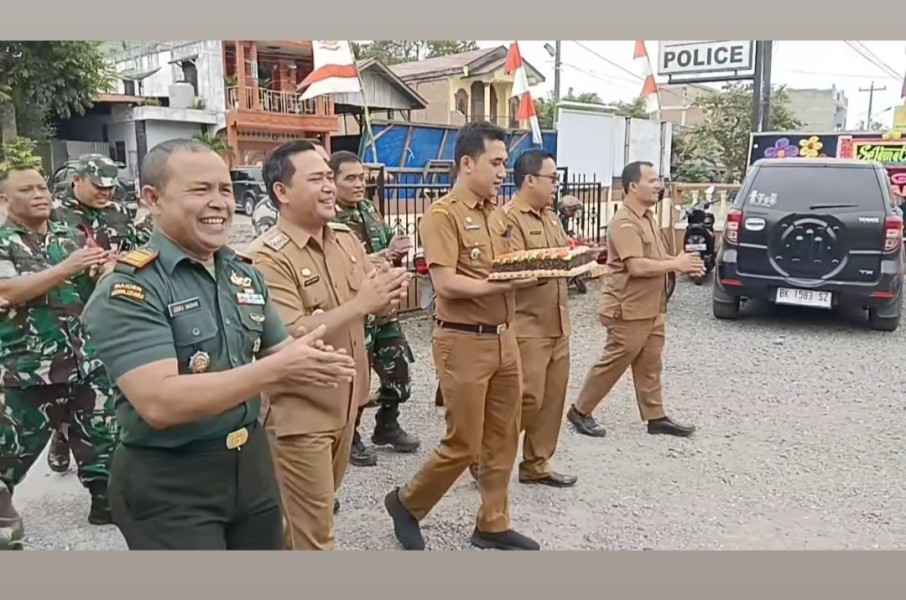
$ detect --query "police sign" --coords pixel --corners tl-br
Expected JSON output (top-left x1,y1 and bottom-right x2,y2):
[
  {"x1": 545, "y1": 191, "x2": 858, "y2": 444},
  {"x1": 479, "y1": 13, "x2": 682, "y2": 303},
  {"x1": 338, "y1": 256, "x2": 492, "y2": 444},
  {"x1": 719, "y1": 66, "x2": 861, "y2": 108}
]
[{"x1": 658, "y1": 41, "x2": 755, "y2": 79}]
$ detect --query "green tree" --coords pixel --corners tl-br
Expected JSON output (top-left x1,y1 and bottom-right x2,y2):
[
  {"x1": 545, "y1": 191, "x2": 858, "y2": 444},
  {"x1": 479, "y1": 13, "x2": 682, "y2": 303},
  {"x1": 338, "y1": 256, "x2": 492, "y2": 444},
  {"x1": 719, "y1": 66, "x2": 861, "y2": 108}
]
[
  {"x1": 0, "y1": 137, "x2": 44, "y2": 170},
  {"x1": 534, "y1": 89, "x2": 648, "y2": 129},
  {"x1": 351, "y1": 41, "x2": 479, "y2": 65},
  {"x1": 673, "y1": 83, "x2": 801, "y2": 183},
  {"x1": 193, "y1": 132, "x2": 232, "y2": 159},
  {"x1": 0, "y1": 42, "x2": 116, "y2": 144}
]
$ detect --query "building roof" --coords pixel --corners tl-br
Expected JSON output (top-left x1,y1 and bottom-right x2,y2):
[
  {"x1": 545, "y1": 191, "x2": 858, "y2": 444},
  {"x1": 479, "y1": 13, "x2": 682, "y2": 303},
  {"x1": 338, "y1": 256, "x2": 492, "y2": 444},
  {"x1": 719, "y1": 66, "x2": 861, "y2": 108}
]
[
  {"x1": 389, "y1": 46, "x2": 546, "y2": 85},
  {"x1": 356, "y1": 57, "x2": 429, "y2": 109}
]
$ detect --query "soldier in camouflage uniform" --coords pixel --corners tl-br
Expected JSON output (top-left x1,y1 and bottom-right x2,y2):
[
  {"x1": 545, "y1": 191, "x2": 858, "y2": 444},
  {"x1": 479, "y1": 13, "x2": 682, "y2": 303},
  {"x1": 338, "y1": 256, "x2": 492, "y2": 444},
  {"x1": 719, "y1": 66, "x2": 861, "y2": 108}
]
[
  {"x1": 329, "y1": 151, "x2": 420, "y2": 467},
  {"x1": 44, "y1": 154, "x2": 152, "y2": 473},
  {"x1": 0, "y1": 163, "x2": 119, "y2": 550}
]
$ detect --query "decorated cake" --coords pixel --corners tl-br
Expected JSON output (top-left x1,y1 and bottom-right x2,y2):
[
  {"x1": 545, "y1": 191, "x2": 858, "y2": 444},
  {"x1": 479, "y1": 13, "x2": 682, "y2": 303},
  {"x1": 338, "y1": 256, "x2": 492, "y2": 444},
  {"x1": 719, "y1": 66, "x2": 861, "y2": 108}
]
[{"x1": 489, "y1": 246, "x2": 598, "y2": 280}]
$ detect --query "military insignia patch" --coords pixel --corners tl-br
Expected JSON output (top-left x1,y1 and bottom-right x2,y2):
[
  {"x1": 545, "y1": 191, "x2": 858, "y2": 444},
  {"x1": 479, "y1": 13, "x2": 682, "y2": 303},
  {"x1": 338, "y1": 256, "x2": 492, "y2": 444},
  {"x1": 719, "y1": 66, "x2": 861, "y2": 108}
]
[
  {"x1": 117, "y1": 249, "x2": 158, "y2": 269},
  {"x1": 303, "y1": 275, "x2": 321, "y2": 287},
  {"x1": 263, "y1": 232, "x2": 290, "y2": 252},
  {"x1": 110, "y1": 282, "x2": 146, "y2": 301},
  {"x1": 189, "y1": 351, "x2": 211, "y2": 374},
  {"x1": 249, "y1": 313, "x2": 266, "y2": 323}
]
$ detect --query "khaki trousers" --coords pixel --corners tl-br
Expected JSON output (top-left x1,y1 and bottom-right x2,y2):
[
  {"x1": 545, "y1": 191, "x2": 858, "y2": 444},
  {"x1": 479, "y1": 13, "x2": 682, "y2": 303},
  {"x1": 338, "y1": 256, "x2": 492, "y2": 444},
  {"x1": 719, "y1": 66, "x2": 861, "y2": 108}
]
[
  {"x1": 574, "y1": 314, "x2": 667, "y2": 422},
  {"x1": 517, "y1": 335, "x2": 570, "y2": 479},
  {"x1": 271, "y1": 416, "x2": 356, "y2": 551},
  {"x1": 400, "y1": 327, "x2": 522, "y2": 533}
]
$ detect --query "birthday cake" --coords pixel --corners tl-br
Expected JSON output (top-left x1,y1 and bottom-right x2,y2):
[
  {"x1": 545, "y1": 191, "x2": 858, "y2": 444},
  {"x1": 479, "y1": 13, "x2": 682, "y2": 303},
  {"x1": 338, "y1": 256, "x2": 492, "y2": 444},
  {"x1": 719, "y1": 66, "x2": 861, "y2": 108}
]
[{"x1": 489, "y1": 246, "x2": 598, "y2": 280}]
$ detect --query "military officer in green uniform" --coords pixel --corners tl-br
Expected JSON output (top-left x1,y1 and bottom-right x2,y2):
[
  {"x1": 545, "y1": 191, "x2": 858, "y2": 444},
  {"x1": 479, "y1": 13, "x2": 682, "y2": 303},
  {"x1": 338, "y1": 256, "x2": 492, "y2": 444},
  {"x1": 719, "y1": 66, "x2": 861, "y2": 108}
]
[
  {"x1": 329, "y1": 151, "x2": 420, "y2": 467},
  {"x1": 81, "y1": 139, "x2": 356, "y2": 550},
  {"x1": 46, "y1": 153, "x2": 153, "y2": 474},
  {"x1": 0, "y1": 158, "x2": 118, "y2": 550}
]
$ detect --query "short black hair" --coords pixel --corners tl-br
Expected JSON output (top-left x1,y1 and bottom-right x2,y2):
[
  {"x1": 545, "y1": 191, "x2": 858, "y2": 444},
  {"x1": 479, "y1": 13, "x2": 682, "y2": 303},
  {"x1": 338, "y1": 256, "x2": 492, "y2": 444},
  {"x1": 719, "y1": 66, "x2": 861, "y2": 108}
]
[
  {"x1": 328, "y1": 150, "x2": 362, "y2": 175},
  {"x1": 453, "y1": 121, "x2": 507, "y2": 171},
  {"x1": 141, "y1": 138, "x2": 213, "y2": 189},
  {"x1": 263, "y1": 139, "x2": 319, "y2": 205},
  {"x1": 513, "y1": 149, "x2": 554, "y2": 189},
  {"x1": 620, "y1": 160, "x2": 655, "y2": 194},
  {"x1": 307, "y1": 137, "x2": 324, "y2": 148}
]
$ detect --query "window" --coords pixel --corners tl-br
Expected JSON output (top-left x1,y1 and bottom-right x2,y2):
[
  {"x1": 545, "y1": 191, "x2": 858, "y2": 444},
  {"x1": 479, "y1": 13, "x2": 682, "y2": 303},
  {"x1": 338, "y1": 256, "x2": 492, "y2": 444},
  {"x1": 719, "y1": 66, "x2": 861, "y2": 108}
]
[
  {"x1": 123, "y1": 80, "x2": 136, "y2": 95},
  {"x1": 747, "y1": 166, "x2": 885, "y2": 211}
]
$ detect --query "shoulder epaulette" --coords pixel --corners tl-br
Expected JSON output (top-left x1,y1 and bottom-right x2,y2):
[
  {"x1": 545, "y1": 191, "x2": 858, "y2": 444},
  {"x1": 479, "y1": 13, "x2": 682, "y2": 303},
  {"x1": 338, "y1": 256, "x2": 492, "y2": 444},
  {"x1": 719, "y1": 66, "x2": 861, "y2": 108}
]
[
  {"x1": 116, "y1": 248, "x2": 159, "y2": 270},
  {"x1": 263, "y1": 231, "x2": 290, "y2": 252},
  {"x1": 328, "y1": 222, "x2": 352, "y2": 232}
]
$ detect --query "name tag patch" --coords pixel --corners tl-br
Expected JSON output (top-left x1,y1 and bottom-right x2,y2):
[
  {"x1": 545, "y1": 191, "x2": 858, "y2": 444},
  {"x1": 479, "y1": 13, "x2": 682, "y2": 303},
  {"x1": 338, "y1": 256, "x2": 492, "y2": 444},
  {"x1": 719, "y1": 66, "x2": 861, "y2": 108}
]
[
  {"x1": 529, "y1": 229, "x2": 542, "y2": 236},
  {"x1": 464, "y1": 224, "x2": 481, "y2": 231},
  {"x1": 168, "y1": 297, "x2": 201, "y2": 317},
  {"x1": 110, "y1": 282, "x2": 145, "y2": 301},
  {"x1": 236, "y1": 292, "x2": 265, "y2": 305},
  {"x1": 303, "y1": 275, "x2": 321, "y2": 287}
]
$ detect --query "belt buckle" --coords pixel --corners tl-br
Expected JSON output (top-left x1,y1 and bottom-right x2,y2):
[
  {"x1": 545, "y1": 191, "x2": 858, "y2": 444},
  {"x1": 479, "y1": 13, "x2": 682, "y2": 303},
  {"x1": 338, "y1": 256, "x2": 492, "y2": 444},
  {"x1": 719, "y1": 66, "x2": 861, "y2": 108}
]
[
  {"x1": 226, "y1": 427, "x2": 249, "y2": 451},
  {"x1": 495, "y1": 324, "x2": 507, "y2": 334}
]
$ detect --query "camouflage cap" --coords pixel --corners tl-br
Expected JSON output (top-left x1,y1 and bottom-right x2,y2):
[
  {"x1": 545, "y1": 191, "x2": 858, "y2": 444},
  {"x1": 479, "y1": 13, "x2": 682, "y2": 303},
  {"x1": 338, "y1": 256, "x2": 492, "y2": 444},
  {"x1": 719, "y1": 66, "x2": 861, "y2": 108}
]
[{"x1": 75, "y1": 154, "x2": 119, "y2": 188}]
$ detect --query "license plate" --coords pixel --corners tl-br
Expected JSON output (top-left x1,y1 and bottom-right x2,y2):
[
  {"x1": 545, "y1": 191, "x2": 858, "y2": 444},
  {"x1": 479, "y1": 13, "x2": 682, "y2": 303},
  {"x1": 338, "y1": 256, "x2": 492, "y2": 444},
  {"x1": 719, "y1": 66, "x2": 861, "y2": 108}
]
[
  {"x1": 685, "y1": 243, "x2": 707, "y2": 252},
  {"x1": 775, "y1": 287, "x2": 832, "y2": 309}
]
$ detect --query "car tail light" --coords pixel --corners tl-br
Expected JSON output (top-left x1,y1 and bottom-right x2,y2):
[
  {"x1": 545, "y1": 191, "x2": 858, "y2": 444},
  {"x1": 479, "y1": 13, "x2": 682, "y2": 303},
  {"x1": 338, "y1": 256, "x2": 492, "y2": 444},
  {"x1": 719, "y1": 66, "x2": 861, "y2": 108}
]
[
  {"x1": 883, "y1": 216, "x2": 903, "y2": 254},
  {"x1": 413, "y1": 254, "x2": 429, "y2": 275},
  {"x1": 724, "y1": 208, "x2": 743, "y2": 245}
]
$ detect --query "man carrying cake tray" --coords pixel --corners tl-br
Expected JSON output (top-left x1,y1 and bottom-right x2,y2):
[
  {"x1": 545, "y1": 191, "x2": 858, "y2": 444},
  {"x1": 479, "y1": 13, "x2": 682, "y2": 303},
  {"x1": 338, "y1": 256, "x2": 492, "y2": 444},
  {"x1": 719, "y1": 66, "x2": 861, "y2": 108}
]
[
  {"x1": 478, "y1": 149, "x2": 578, "y2": 489},
  {"x1": 567, "y1": 160, "x2": 703, "y2": 439}
]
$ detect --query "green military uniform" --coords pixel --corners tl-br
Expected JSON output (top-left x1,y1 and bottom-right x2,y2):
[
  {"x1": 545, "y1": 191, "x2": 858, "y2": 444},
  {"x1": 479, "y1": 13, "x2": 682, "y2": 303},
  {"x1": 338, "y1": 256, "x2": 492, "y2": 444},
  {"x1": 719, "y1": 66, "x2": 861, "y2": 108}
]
[
  {"x1": 46, "y1": 154, "x2": 151, "y2": 474},
  {"x1": 0, "y1": 219, "x2": 118, "y2": 548},
  {"x1": 51, "y1": 155, "x2": 152, "y2": 253},
  {"x1": 334, "y1": 199, "x2": 419, "y2": 459},
  {"x1": 81, "y1": 231, "x2": 288, "y2": 550}
]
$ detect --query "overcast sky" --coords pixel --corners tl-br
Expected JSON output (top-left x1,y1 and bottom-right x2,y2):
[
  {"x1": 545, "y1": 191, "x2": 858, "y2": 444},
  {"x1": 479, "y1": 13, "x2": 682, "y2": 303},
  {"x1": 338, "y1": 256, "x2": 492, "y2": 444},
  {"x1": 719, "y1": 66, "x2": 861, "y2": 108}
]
[{"x1": 477, "y1": 41, "x2": 906, "y2": 130}]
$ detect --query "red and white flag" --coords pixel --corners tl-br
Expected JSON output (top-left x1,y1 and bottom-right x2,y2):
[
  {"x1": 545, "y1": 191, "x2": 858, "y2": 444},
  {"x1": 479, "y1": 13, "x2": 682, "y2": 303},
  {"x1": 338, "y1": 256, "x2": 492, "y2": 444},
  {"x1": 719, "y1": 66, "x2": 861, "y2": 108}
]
[
  {"x1": 504, "y1": 42, "x2": 543, "y2": 145},
  {"x1": 634, "y1": 40, "x2": 660, "y2": 114},
  {"x1": 299, "y1": 41, "x2": 362, "y2": 100}
]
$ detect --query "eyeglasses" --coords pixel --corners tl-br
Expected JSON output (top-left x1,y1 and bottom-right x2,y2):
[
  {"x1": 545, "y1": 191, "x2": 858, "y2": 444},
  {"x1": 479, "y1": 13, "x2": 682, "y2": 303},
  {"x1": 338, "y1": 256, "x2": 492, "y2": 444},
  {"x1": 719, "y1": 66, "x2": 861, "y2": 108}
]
[{"x1": 531, "y1": 173, "x2": 560, "y2": 183}]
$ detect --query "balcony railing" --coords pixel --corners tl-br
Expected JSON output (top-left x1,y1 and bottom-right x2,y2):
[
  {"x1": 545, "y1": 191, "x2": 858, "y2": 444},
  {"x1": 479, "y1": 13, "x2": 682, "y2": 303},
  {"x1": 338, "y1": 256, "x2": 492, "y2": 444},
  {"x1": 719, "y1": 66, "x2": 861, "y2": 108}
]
[{"x1": 226, "y1": 86, "x2": 331, "y2": 116}]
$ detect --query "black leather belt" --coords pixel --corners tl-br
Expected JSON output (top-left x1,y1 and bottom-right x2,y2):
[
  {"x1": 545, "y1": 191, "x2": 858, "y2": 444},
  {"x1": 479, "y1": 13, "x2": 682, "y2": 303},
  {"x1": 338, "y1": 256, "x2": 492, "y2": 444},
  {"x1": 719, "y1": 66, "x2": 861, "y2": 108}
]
[{"x1": 435, "y1": 320, "x2": 509, "y2": 335}]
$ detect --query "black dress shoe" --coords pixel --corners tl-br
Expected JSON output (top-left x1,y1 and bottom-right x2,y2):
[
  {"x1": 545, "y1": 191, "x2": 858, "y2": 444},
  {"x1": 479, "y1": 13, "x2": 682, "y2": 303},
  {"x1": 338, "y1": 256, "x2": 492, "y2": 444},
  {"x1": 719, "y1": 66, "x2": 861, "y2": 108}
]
[
  {"x1": 647, "y1": 416, "x2": 695, "y2": 437},
  {"x1": 470, "y1": 528, "x2": 540, "y2": 551},
  {"x1": 384, "y1": 488, "x2": 425, "y2": 550},
  {"x1": 519, "y1": 472, "x2": 577, "y2": 488},
  {"x1": 566, "y1": 406, "x2": 607, "y2": 437},
  {"x1": 349, "y1": 432, "x2": 378, "y2": 467},
  {"x1": 434, "y1": 385, "x2": 444, "y2": 407},
  {"x1": 468, "y1": 463, "x2": 479, "y2": 482},
  {"x1": 334, "y1": 499, "x2": 340, "y2": 514}
]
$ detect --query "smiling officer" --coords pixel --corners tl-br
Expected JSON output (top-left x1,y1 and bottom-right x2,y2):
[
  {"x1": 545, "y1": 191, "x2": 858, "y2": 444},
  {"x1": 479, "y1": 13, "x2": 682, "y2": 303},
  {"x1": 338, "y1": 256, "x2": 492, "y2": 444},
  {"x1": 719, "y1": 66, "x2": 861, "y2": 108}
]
[{"x1": 81, "y1": 139, "x2": 357, "y2": 550}]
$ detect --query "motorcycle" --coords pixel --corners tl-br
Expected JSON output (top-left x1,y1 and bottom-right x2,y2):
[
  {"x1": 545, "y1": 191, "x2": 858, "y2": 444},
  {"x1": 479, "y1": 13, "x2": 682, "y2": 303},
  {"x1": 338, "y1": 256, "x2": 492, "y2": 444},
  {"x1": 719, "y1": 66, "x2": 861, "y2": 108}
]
[
  {"x1": 558, "y1": 197, "x2": 602, "y2": 294},
  {"x1": 677, "y1": 192, "x2": 719, "y2": 286}
]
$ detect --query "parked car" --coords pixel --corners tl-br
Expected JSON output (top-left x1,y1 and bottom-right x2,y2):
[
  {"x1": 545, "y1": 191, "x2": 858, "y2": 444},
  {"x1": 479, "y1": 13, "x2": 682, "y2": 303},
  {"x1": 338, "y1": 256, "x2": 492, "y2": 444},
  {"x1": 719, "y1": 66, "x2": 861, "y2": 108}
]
[
  {"x1": 230, "y1": 166, "x2": 268, "y2": 215},
  {"x1": 712, "y1": 158, "x2": 904, "y2": 331},
  {"x1": 48, "y1": 160, "x2": 139, "y2": 217}
]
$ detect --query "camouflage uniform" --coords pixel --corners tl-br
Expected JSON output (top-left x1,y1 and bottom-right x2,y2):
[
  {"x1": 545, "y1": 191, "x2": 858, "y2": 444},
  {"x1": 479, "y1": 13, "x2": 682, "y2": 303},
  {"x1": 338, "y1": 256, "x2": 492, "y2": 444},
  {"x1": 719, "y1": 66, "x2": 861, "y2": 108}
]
[
  {"x1": 334, "y1": 200, "x2": 420, "y2": 463},
  {"x1": 44, "y1": 155, "x2": 150, "y2": 473},
  {"x1": 0, "y1": 220, "x2": 118, "y2": 544}
]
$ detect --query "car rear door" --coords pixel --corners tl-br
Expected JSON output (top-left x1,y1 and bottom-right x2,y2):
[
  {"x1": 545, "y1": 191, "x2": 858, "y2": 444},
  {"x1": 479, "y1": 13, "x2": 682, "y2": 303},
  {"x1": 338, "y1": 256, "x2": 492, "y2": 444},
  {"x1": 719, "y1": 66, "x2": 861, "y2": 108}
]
[{"x1": 735, "y1": 163, "x2": 888, "y2": 284}]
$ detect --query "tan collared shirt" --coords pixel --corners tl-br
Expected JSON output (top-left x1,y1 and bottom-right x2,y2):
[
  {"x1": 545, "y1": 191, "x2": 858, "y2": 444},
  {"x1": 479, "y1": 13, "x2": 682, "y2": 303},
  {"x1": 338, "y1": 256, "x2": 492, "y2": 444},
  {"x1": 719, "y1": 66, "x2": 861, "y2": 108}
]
[
  {"x1": 493, "y1": 195, "x2": 571, "y2": 339},
  {"x1": 252, "y1": 218, "x2": 372, "y2": 437},
  {"x1": 419, "y1": 188, "x2": 514, "y2": 326},
  {"x1": 599, "y1": 202, "x2": 670, "y2": 321}
]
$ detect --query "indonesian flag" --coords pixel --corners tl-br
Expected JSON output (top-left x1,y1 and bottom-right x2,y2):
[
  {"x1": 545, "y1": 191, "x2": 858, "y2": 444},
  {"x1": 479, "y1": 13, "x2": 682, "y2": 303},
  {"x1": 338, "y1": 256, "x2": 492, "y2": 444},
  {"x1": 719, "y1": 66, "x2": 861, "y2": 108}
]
[
  {"x1": 633, "y1": 40, "x2": 660, "y2": 114},
  {"x1": 504, "y1": 42, "x2": 542, "y2": 145},
  {"x1": 299, "y1": 41, "x2": 362, "y2": 101}
]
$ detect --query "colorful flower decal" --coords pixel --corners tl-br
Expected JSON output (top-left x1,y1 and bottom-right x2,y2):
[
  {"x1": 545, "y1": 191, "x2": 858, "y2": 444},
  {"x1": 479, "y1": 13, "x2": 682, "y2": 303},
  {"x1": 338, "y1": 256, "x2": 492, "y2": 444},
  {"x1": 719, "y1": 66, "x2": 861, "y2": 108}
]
[
  {"x1": 764, "y1": 138, "x2": 799, "y2": 159},
  {"x1": 799, "y1": 136, "x2": 825, "y2": 158}
]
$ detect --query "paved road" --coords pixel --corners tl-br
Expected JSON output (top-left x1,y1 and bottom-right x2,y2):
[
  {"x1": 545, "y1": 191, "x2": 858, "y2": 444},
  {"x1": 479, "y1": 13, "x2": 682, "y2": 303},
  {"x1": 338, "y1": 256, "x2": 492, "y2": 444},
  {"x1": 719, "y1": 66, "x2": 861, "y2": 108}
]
[{"x1": 14, "y1": 272, "x2": 906, "y2": 550}]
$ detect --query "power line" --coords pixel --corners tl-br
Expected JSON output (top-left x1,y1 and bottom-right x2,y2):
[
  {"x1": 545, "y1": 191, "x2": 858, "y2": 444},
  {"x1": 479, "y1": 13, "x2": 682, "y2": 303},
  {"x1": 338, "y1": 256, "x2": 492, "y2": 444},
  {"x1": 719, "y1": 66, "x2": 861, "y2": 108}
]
[
  {"x1": 843, "y1": 41, "x2": 901, "y2": 80},
  {"x1": 852, "y1": 41, "x2": 903, "y2": 79}
]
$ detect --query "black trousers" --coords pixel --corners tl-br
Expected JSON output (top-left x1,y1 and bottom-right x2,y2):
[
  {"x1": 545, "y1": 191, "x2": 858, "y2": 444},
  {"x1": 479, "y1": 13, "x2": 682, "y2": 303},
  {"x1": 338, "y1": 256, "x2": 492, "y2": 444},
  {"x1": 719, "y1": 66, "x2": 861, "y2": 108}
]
[{"x1": 108, "y1": 422, "x2": 283, "y2": 550}]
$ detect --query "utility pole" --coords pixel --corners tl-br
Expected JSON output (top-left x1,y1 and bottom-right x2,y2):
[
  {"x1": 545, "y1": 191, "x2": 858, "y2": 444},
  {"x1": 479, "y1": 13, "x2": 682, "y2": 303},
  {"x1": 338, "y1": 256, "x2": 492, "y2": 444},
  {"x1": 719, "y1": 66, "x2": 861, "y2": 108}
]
[
  {"x1": 553, "y1": 40, "x2": 562, "y2": 105},
  {"x1": 859, "y1": 81, "x2": 887, "y2": 129},
  {"x1": 760, "y1": 41, "x2": 774, "y2": 131},
  {"x1": 750, "y1": 41, "x2": 765, "y2": 132}
]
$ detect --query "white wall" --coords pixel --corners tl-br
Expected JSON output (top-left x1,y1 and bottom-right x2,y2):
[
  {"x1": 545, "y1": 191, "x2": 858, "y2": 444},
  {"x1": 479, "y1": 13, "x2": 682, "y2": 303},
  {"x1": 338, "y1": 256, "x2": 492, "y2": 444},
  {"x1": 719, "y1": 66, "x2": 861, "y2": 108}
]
[
  {"x1": 113, "y1": 41, "x2": 226, "y2": 115},
  {"x1": 556, "y1": 109, "x2": 617, "y2": 183},
  {"x1": 145, "y1": 121, "x2": 206, "y2": 151}
]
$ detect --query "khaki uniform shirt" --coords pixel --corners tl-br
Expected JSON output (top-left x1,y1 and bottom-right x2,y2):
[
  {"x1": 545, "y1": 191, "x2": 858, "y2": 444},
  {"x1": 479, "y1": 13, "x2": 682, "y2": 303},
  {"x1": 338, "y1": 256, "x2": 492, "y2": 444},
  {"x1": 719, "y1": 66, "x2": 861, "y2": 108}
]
[
  {"x1": 599, "y1": 202, "x2": 670, "y2": 321},
  {"x1": 252, "y1": 219, "x2": 372, "y2": 437},
  {"x1": 494, "y1": 195, "x2": 571, "y2": 339},
  {"x1": 419, "y1": 189, "x2": 514, "y2": 327}
]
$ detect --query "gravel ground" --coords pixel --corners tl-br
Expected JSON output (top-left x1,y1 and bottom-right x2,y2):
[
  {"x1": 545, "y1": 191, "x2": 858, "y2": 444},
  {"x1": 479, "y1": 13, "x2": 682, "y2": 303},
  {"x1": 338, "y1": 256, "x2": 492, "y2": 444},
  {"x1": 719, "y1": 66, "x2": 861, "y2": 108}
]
[{"x1": 13, "y1": 217, "x2": 906, "y2": 550}]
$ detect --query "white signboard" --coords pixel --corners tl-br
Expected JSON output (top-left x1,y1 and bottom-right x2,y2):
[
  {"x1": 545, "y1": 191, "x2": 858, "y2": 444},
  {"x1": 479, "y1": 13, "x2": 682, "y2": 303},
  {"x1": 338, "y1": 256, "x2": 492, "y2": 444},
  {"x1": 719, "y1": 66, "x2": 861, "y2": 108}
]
[
  {"x1": 658, "y1": 41, "x2": 755, "y2": 79},
  {"x1": 556, "y1": 107, "x2": 616, "y2": 183}
]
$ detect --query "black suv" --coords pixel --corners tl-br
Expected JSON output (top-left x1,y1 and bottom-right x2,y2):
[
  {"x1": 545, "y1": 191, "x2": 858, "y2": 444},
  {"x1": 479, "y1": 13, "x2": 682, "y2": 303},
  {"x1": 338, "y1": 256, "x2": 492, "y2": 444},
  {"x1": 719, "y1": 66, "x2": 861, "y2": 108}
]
[
  {"x1": 230, "y1": 167, "x2": 267, "y2": 215},
  {"x1": 712, "y1": 158, "x2": 904, "y2": 331}
]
